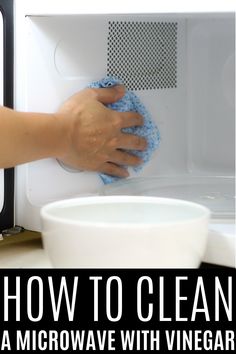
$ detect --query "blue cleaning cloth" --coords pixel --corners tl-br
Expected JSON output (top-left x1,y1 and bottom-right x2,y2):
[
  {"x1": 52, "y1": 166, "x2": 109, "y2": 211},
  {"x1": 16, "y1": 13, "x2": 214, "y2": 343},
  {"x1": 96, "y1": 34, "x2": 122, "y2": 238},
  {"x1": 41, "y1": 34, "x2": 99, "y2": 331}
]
[{"x1": 88, "y1": 77, "x2": 161, "y2": 184}]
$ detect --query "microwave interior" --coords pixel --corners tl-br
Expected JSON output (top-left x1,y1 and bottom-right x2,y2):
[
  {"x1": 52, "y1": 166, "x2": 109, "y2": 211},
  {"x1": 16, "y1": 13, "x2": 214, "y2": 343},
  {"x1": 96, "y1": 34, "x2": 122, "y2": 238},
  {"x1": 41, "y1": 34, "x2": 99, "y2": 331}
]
[{"x1": 15, "y1": 12, "x2": 235, "y2": 231}]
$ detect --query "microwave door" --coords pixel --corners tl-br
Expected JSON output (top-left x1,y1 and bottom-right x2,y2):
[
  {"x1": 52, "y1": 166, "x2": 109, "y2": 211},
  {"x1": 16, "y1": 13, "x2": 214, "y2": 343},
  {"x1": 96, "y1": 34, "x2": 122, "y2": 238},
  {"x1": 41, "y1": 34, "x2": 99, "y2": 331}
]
[
  {"x1": 0, "y1": 0, "x2": 14, "y2": 231},
  {"x1": 0, "y1": 10, "x2": 4, "y2": 217}
]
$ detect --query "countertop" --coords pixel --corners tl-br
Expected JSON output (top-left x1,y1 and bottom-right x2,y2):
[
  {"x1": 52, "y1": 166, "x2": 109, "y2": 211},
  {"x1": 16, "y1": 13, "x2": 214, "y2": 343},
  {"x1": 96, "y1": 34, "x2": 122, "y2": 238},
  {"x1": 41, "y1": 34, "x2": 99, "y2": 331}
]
[{"x1": 0, "y1": 231, "x2": 52, "y2": 268}]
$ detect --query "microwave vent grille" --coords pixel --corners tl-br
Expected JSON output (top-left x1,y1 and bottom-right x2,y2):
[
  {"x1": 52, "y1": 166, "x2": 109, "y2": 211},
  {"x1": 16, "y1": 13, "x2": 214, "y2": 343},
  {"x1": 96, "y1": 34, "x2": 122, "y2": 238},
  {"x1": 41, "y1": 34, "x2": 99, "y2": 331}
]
[{"x1": 107, "y1": 21, "x2": 177, "y2": 90}]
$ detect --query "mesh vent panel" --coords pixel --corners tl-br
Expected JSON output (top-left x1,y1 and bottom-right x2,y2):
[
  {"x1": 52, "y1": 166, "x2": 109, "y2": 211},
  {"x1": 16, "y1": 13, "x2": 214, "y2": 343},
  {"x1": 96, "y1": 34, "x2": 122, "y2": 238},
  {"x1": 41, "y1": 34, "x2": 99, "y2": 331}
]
[{"x1": 107, "y1": 21, "x2": 177, "y2": 90}]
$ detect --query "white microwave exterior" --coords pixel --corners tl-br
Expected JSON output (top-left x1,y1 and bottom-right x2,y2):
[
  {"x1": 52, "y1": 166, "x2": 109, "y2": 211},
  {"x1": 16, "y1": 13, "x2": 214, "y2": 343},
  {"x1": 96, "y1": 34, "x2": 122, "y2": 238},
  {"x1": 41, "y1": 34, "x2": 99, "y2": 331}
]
[{"x1": 13, "y1": 0, "x2": 236, "y2": 15}]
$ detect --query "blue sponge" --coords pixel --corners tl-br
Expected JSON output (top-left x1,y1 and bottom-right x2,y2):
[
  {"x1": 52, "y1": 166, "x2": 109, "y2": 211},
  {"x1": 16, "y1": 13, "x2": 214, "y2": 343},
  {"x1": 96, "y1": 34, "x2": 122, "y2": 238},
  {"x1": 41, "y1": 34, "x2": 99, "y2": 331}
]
[{"x1": 88, "y1": 77, "x2": 161, "y2": 184}]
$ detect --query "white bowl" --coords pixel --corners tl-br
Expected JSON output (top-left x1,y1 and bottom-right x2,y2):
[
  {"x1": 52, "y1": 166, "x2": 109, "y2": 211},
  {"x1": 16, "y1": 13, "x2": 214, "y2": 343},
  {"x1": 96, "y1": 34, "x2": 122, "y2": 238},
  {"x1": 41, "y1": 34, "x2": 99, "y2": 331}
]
[{"x1": 40, "y1": 196, "x2": 210, "y2": 268}]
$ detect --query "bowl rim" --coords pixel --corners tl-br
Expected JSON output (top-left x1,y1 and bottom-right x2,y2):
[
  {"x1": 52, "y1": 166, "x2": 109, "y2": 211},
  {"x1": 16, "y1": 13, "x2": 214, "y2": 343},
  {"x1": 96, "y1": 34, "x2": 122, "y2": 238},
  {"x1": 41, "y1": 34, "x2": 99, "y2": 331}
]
[{"x1": 40, "y1": 196, "x2": 211, "y2": 229}]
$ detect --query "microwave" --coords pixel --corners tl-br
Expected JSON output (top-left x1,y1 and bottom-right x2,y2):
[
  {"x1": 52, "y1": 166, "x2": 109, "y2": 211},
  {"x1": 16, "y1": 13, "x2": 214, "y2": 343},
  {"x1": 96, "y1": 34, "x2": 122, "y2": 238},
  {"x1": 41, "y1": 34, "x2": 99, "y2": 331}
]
[
  {"x1": 0, "y1": 0, "x2": 14, "y2": 232},
  {"x1": 0, "y1": 0, "x2": 235, "y2": 267}
]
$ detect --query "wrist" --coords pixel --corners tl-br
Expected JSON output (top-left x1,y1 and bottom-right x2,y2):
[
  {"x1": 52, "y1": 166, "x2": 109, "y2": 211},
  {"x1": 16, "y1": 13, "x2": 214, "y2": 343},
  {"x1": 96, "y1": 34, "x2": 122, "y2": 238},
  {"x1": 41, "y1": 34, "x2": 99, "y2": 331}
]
[{"x1": 51, "y1": 112, "x2": 72, "y2": 160}]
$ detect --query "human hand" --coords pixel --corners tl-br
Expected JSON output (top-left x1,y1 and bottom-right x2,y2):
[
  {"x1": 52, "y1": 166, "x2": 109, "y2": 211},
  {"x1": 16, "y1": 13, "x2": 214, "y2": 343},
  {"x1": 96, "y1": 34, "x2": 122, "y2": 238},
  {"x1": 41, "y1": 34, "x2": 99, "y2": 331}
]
[{"x1": 56, "y1": 86, "x2": 147, "y2": 177}]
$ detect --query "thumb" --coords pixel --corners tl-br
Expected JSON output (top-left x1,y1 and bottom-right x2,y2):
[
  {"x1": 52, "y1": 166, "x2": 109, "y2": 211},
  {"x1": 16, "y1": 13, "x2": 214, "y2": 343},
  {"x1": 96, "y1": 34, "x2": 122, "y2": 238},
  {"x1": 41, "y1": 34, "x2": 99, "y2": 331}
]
[{"x1": 91, "y1": 85, "x2": 126, "y2": 105}]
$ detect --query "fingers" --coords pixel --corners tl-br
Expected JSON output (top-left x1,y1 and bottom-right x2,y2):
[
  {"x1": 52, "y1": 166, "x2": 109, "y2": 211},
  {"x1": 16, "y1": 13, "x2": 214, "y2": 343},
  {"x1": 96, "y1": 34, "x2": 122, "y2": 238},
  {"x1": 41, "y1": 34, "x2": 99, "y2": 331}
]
[
  {"x1": 101, "y1": 162, "x2": 129, "y2": 178},
  {"x1": 110, "y1": 150, "x2": 143, "y2": 166},
  {"x1": 99, "y1": 147, "x2": 144, "y2": 178},
  {"x1": 116, "y1": 111, "x2": 144, "y2": 128},
  {"x1": 117, "y1": 133, "x2": 147, "y2": 151},
  {"x1": 88, "y1": 85, "x2": 126, "y2": 105}
]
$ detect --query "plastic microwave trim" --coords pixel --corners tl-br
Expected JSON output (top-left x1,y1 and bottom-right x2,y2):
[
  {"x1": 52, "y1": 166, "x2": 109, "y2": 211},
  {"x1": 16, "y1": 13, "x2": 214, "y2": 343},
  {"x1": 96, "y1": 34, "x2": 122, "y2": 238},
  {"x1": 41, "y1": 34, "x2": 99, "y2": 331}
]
[{"x1": 0, "y1": 0, "x2": 14, "y2": 231}]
